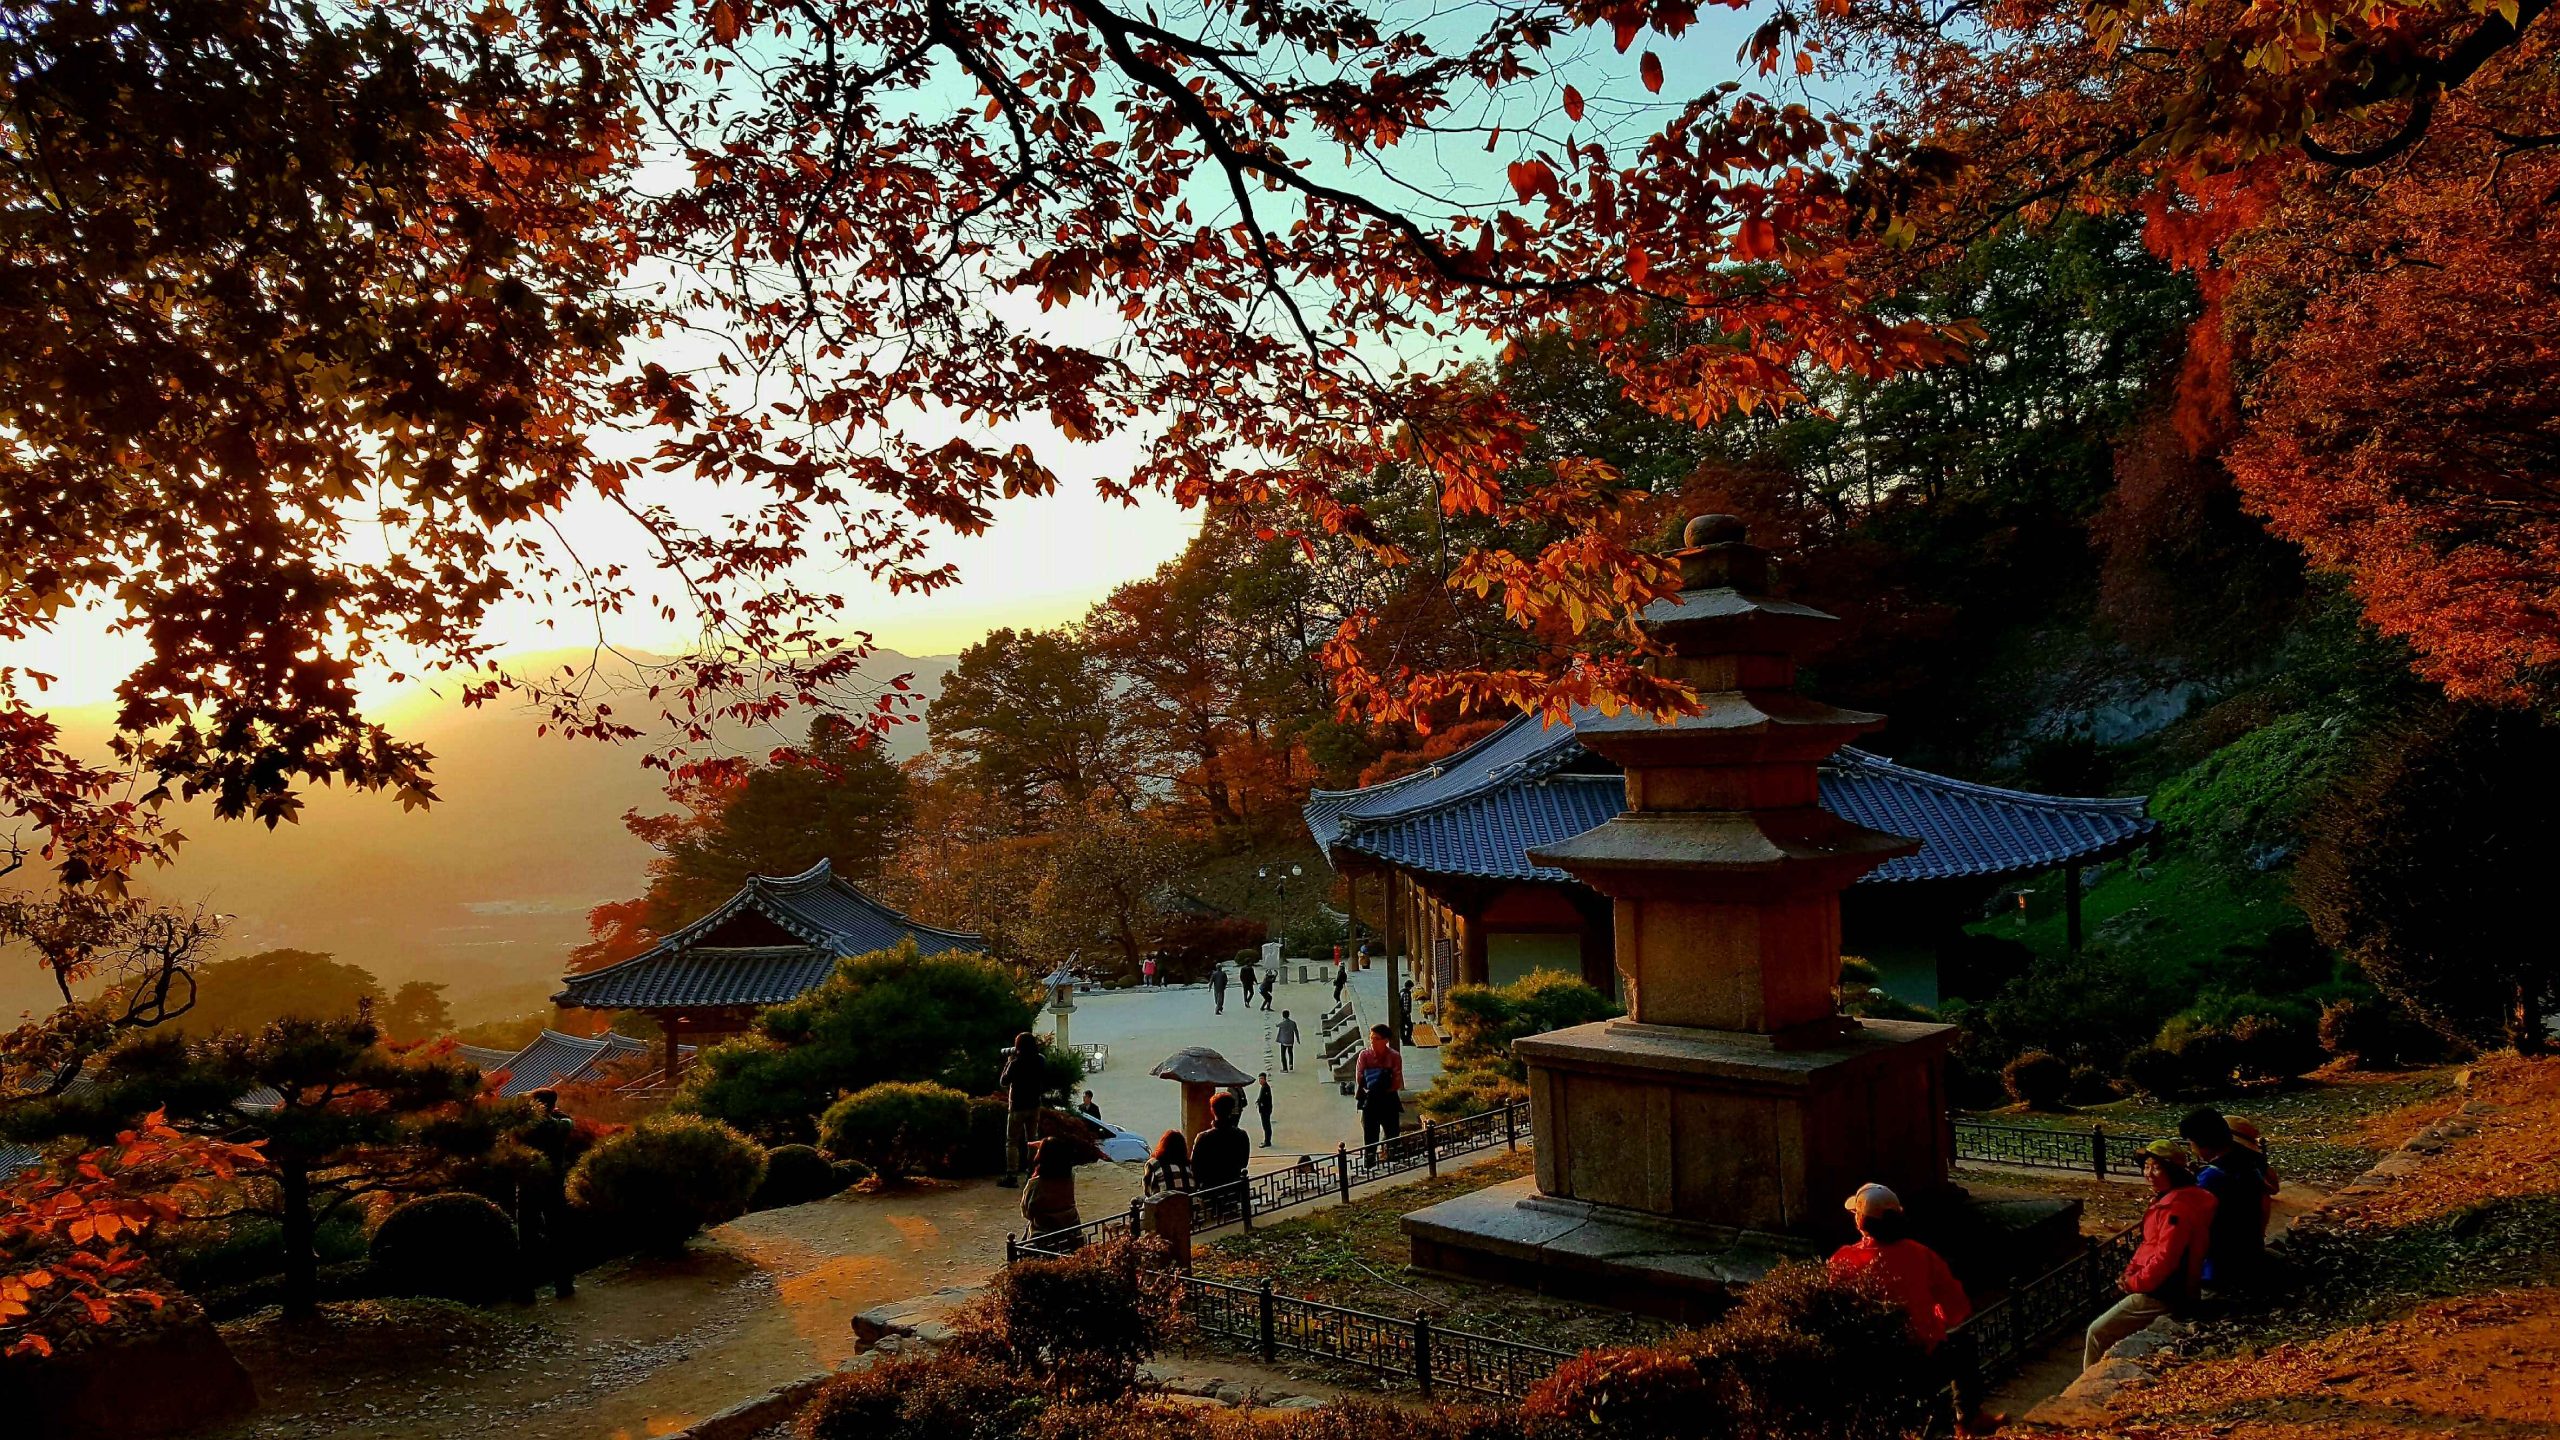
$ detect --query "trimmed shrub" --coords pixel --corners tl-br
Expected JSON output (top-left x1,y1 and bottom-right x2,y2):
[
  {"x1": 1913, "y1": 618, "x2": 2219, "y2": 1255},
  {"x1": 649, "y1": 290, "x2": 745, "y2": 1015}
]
[
  {"x1": 2066, "y1": 1065, "x2": 2120, "y2": 1106},
  {"x1": 2121, "y1": 1044, "x2": 2186, "y2": 1099},
  {"x1": 820, "y1": 1081, "x2": 972, "y2": 1182},
  {"x1": 949, "y1": 1094, "x2": 1010, "y2": 1177},
  {"x1": 2318, "y1": 996, "x2": 2449, "y2": 1070},
  {"x1": 753, "y1": 1143, "x2": 850, "y2": 1210},
  {"x1": 1525, "y1": 1347, "x2": 1717, "y2": 1440},
  {"x1": 2164, "y1": 1024, "x2": 2241, "y2": 1094},
  {"x1": 797, "y1": 1352, "x2": 1038, "y2": 1440},
  {"x1": 568, "y1": 1113, "x2": 766, "y2": 1255},
  {"x1": 368, "y1": 1192, "x2": 518, "y2": 1303},
  {"x1": 950, "y1": 1238, "x2": 1177, "y2": 1401},
  {"x1": 2231, "y1": 1011, "x2": 2323, "y2": 1082},
  {"x1": 2001, "y1": 1050, "x2": 2071, "y2": 1110}
]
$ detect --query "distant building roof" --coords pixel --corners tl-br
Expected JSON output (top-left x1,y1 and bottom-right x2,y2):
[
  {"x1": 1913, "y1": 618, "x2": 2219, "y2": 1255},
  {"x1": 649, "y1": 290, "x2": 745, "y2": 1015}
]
[
  {"x1": 1307, "y1": 712, "x2": 2155, "y2": 886},
  {"x1": 480, "y1": 1029, "x2": 671, "y2": 1097},
  {"x1": 554, "y1": 859, "x2": 983, "y2": 1013}
]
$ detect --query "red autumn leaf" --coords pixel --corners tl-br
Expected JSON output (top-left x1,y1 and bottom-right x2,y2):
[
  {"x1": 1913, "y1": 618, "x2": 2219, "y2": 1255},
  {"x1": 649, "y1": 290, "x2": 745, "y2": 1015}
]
[
  {"x1": 1563, "y1": 85, "x2": 1586, "y2": 122},
  {"x1": 1641, "y1": 51, "x2": 1664, "y2": 93},
  {"x1": 1735, "y1": 215, "x2": 1779, "y2": 260}
]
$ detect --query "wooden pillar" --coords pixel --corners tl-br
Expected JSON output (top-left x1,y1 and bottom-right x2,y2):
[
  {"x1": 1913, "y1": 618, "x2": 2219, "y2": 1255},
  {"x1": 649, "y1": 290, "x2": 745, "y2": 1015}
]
[{"x1": 2064, "y1": 864, "x2": 2084, "y2": 958}]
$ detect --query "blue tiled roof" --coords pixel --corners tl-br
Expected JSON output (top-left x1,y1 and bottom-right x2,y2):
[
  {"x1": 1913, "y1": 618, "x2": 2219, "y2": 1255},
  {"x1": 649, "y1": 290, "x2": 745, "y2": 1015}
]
[
  {"x1": 1309, "y1": 714, "x2": 2155, "y2": 885},
  {"x1": 482, "y1": 1029, "x2": 666, "y2": 1097},
  {"x1": 556, "y1": 859, "x2": 983, "y2": 1012}
]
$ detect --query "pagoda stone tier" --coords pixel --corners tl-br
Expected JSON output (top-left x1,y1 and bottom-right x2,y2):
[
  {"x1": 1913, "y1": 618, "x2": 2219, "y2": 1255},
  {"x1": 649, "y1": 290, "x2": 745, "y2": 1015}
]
[{"x1": 1404, "y1": 515, "x2": 2075, "y2": 1312}]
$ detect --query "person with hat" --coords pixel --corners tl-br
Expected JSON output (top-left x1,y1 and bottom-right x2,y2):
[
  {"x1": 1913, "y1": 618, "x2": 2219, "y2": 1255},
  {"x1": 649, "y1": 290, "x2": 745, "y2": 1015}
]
[
  {"x1": 2084, "y1": 1138, "x2": 2218, "y2": 1370},
  {"x1": 1828, "y1": 1184, "x2": 1971, "y2": 1351},
  {"x1": 2179, "y1": 1107, "x2": 2271, "y2": 1289}
]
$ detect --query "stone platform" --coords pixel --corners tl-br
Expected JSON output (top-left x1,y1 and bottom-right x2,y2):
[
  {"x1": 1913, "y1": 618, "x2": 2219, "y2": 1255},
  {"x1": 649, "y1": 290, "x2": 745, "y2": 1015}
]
[{"x1": 1403, "y1": 1174, "x2": 2083, "y2": 1323}]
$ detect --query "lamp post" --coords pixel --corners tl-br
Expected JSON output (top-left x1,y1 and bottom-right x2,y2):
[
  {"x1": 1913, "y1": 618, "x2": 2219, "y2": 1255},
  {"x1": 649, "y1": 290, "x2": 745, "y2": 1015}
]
[{"x1": 1044, "y1": 958, "x2": 1079, "y2": 1054}]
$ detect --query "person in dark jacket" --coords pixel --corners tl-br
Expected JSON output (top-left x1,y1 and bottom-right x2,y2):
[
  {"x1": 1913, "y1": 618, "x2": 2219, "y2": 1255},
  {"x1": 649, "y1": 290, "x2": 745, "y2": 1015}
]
[
  {"x1": 1191, "y1": 1089, "x2": 1251, "y2": 1191},
  {"x1": 1078, "y1": 1090, "x2": 1102, "y2": 1121},
  {"x1": 998, "y1": 1032, "x2": 1045, "y2": 1186},
  {"x1": 1332, "y1": 963, "x2": 1348, "y2": 1004},
  {"x1": 2180, "y1": 1107, "x2": 2270, "y2": 1288},
  {"x1": 1259, "y1": 970, "x2": 1276, "y2": 1011},
  {"x1": 1274, "y1": 1010, "x2": 1301, "y2": 1071},
  {"x1": 1255, "y1": 1072, "x2": 1275, "y2": 1147},
  {"x1": 1210, "y1": 964, "x2": 1228, "y2": 1013},
  {"x1": 517, "y1": 1088, "x2": 579, "y2": 1299}
]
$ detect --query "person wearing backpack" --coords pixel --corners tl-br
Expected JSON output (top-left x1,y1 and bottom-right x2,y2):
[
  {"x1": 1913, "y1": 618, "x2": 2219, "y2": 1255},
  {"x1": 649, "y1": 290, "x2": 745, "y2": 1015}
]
[{"x1": 1354, "y1": 1024, "x2": 1405, "y2": 1150}]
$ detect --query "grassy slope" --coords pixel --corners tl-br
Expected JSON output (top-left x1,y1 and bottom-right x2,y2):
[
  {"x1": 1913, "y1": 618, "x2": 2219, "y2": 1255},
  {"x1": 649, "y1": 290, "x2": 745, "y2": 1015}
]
[{"x1": 1970, "y1": 853, "x2": 2301, "y2": 983}]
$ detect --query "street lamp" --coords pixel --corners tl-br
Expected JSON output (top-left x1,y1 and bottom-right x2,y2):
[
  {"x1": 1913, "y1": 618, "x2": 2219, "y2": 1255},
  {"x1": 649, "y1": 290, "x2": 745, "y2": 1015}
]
[{"x1": 1044, "y1": 957, "x2": 1079, "y2": 1053}]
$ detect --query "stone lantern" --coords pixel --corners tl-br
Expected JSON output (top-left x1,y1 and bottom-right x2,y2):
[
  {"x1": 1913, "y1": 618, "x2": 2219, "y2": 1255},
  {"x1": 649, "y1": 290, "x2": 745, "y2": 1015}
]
[{"x1": 1043, "y1": 961, "x2": 1079, "y2": 1053}]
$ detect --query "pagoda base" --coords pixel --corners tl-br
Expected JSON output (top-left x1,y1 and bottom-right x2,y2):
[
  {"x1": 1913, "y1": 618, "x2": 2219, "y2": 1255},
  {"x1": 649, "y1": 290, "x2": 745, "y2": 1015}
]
[
  {"x1": 1516, "y1": 1016, "x2": 1959, "y2": 1235},
  {"x1": 1403, "y1": 1176, "x2": 2086, "y2": 1323},
  {"x1": 1403, "y1": 1175, "x2": 1795, "y2": 1322}
]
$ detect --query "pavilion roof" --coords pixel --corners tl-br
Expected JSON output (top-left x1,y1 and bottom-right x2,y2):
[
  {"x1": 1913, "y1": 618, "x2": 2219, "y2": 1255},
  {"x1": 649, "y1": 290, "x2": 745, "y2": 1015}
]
[
  {"x1": 479, "y1": 1029, "x2": 674, "y2": 1097},
  {"x1": 1306, "y1": 712, "x2": 2155, "y2": 886},
  {"x1": 554, "y1": 859, "x2": 984, "y2": 1013}
]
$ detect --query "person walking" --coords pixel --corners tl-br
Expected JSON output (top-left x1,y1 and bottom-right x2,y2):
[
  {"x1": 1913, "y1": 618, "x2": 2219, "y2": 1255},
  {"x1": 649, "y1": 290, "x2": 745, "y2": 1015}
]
[
  {"x1": 1354, "y1": 1023, "x2": 1405, "y2": 1151},
  {"x1": 2084, "y1": 1140, "x2": 2217, "y2": 1370},
  {"x1": 1398, "y1": 978, "x2": 1416, "y2": 1043},
  {"x1": 1240, "y1": 956, "x2": 1258, "y2": 999},
  {"x1": 1191, "y1": 1089, "x2": 1252, "y2": 1192},
  {"x1": 1332, "y1": 961, "x2": 1348, "y2": 1005},
  {"x1": 1019, "y1": 1138, "x2": 1083, "y2": 1249},
  {"x1": 516, "y1": 1088, "x2": 579, "y2": 1300},
  {"x1": 1259, "y1": 970, "x2": 1276, "y2": 1011},
  {"x1": 1827, "y1": 1184, "x2": 1970, "y2": 1351},
  {"x1": 1210, "y1": 964, "x2": 1228, "y2": 1014},
  {"x1": 1078, "y1": 1090, "x2": 1102, "y2": 1121},
  {"x1": 1142, "y1": 954, "x2": 1158, "y2": 987},
  {"x1": 2181, "y1": 1108, "x2": 2270, "y2": 1290},
  {"x1": 1275, "y1": 1010, "x2": 1301, "y2": 1071},
  {"x1": 998, "y1": 1031, "x2": 1046, "y2": 1187},
  {"x1": 1255, "y1": 1072, "x2": 1275, "y2": 1147}
]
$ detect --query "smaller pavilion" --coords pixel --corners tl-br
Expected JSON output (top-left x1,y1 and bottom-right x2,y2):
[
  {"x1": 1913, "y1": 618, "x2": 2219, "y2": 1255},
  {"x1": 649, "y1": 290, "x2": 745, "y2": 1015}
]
[{"x1": 554, "y1": 858, "x2": 985, "y2": 1078}]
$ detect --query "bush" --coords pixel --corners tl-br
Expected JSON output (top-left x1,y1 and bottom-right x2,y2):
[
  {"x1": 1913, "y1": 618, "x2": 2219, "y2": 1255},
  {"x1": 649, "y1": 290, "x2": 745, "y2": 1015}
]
[
  {"x1": 2001, "y1": 1050, "x2": 2071, "y2": 1110},
  {"x1": 2121, "y1": 1044, "x2": 2186, "y2": 1099},
  {"x1": 2066, "y1": 1065, "x2": 2120, "y2": 1106},
  {"x1": 1523, "y1": 1262, "x2": 1928, "y2": 1440},
  {"x1": 568, "y1": 1113, "x2": 766, "y2": 1255},
  {"x1": 2160, "y1": 1023, "x2": 2240, "y2": 1094},
  {"x1": 368, "y1": 1192, "x2": 518, "y2": 1303},
  {"x1": 753, "y1": 1143, "x2": 851, "y2": 1210},
  {"x1": 1424, "y1": 970, "x2": 1618, "y2": 1121},
  {"x1": 797, "y1": 1352, "x2": 1038, "y2": 1440},
  {"x1": 679, "y1": 939, "x2": 1036, "y2": 1142},
  {"x1": 951, "y1": 1239, "x2": 1177, "y2": 1401},
  {"x1": 1525, "y1": 1348, "x2": 1717, "y2": 1440},
  {"x1": 1415, "y1": 1066, "x2": 1526, "y2": 1123},
  {"x1": 821, "y1": 1081, "x2": 973, "y2": 1182},
  {"x1": 2231, "y1": 1011, "x2": 2323, "y2": 1082}
]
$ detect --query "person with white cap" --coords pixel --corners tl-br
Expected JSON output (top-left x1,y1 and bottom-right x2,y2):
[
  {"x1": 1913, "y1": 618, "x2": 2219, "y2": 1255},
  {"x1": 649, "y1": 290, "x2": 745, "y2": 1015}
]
[{"x1": 1828, "y1": 1183, "x2": 1971, "y2": 1351}]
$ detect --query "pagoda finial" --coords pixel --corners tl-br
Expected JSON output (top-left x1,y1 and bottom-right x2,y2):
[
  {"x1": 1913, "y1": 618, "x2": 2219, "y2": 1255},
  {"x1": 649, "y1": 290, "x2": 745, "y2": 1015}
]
[{"x1": 1674, "y1": 511, "x2": 1771, "y2": 593}]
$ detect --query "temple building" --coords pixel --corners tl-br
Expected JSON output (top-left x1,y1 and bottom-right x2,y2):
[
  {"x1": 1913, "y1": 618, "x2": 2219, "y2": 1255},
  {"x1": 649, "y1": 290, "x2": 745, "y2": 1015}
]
[
  {"x1": 1307, "y1": 692, "x2": 2154, "y2": 1007},
  {"x1": 554, "y1": 858, "x2": 985, "y2": 1077}
]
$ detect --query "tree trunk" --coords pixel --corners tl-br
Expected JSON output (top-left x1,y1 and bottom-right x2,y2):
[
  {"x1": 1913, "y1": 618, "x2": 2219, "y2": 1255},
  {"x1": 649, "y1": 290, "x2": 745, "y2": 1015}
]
[
  {"x1": 280, "y1": 1165, "x2": 318, "y2": 1321},
  {"x1": 2513, "y1": 982, "x2": 2550, "y2": 1057}
]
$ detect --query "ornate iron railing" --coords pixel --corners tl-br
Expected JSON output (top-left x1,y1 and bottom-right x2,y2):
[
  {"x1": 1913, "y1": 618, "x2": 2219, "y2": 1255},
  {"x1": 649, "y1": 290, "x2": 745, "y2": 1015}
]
[
  {"x1": 1952, "y1": 1120, "x2": 2158, "y2": 1180},
  {"x1": 1013, "y1": 1219, "x2": 2144, "y2": 1407}
]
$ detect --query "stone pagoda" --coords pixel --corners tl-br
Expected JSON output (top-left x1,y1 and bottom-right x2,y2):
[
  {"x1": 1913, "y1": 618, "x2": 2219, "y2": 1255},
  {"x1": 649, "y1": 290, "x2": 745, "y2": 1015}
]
[{"x1": 1404, "y1": 514, "x2": 1965, "y2": 1313}]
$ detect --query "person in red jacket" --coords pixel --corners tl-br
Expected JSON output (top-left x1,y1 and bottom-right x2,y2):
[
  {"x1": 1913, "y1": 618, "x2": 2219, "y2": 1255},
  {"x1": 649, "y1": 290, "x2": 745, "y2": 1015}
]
[
  {"x1": 1828, "y1": 1184, "x2": 1971, "y2": 1350},
  {"x1": 2083, "y1": 1139, "x2": 2218, "y2": 1370}
]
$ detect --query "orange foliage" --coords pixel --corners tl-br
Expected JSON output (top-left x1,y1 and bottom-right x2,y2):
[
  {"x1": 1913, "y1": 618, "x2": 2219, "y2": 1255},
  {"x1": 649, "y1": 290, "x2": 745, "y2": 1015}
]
[{"x1": 0, "y1": 1111, "x2": 264, "y2": 1358}]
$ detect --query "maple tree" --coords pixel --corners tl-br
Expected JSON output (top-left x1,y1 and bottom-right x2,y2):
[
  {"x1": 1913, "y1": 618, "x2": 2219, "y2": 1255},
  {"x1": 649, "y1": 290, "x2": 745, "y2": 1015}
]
[
  {"x1": 5, "y1": 0, "x2": 1981, "y2": 896},
  {"x1": 1819, "y1": 0, "x2": 2560, "y2": 705},
  {"x1": 0, "y1": 1110, "x2": 263, "y2": 1359}
]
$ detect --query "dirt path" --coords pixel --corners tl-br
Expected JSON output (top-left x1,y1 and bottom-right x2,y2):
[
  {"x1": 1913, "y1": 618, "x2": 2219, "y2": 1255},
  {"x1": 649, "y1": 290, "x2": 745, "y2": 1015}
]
[{"x1": 209, "y1": 1166, "x2": 1147, "y2": 1440}]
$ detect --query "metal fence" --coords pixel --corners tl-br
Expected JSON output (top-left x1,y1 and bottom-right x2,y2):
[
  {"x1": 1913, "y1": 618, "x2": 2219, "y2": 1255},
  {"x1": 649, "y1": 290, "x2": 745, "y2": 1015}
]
[
  {"x1": 1019, "y1": 1098, "x2": 1531, "y2": 1252},
  {"x1": 1012, "y1": 1219, "x2": 2145, "y2": 1406},
  {"x1": 1951, "y1": 1120, "x2": 2159, "y2": 1180}
]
